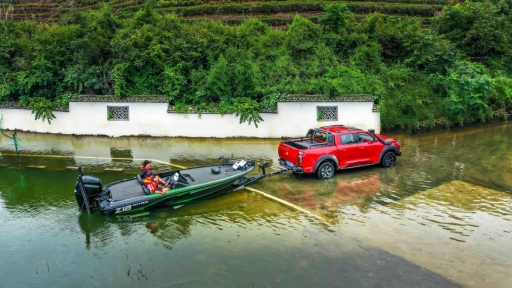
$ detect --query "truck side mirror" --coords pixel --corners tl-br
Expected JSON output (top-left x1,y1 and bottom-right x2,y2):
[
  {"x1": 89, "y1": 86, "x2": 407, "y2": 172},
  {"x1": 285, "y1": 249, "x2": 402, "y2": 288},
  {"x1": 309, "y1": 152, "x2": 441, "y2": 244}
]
[{"x1": 368, "y1": 129, "x2": 375, "y2": 133}]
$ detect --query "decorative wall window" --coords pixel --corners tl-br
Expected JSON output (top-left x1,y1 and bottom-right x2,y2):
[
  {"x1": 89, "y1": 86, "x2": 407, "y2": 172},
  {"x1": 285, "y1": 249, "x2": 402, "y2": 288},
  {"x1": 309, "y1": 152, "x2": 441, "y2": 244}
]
[
  {"x1": 317, "y1": 106, "x2": 338, "y2": 121},
  {"x1": 107, "y1": 106, "x2": 129, "y2": 121}
]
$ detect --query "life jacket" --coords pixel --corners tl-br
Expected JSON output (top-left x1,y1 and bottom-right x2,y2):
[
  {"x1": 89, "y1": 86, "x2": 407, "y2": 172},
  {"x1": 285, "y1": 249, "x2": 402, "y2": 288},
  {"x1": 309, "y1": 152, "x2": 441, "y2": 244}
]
[
  {"x1": 140, "y1": 166, "x2": 150, "y2": 178},
  {"x1": 143, "y1": 179, "x2": 157, "y2": 194}
]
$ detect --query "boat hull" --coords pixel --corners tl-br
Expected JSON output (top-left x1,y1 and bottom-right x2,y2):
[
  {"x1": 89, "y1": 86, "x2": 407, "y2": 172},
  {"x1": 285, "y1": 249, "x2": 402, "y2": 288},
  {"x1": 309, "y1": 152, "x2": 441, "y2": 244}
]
[{"x1": 98, "y1": 165, "x2": 254, "y2": 215}]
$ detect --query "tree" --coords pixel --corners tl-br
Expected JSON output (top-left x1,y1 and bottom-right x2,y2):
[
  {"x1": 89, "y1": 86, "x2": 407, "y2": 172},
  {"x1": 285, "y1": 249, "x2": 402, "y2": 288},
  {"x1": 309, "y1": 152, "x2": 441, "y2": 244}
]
[
  {"x1": 286, "y1": 15, "x2": 318, "y2": 57},
  {"x1": 320, "y1": 4, "x2": 352, "y2": 32},
  {"x1": 436, "y1": 0, "x2": 511, "y2": 58}
]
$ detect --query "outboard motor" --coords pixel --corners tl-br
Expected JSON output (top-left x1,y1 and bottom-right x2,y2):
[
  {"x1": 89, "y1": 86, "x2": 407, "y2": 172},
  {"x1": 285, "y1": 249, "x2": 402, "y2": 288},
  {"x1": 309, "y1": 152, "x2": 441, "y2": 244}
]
[{"x1": 74, "y1": 167, "x2": 102, "y2": 213}]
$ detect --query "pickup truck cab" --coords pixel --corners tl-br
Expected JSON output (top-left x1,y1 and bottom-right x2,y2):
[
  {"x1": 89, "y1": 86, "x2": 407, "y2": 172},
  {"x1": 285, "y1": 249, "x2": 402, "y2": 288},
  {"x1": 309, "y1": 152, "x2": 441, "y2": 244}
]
[{"x1": 278, "y1": 125, "x2": 402, "y2": 179}]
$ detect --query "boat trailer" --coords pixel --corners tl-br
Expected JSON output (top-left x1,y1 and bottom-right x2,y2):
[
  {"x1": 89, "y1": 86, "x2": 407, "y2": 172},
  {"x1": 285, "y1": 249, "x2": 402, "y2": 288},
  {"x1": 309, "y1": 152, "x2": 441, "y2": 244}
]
[{"x1": 227, "y1": 158, "x2": 291, "y2": 192}]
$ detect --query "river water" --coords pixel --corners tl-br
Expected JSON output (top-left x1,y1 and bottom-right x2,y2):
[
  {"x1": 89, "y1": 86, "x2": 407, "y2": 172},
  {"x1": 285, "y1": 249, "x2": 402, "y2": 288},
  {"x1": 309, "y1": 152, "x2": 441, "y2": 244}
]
[{"x1": 0, "y1": 122, "x2": 511, "y2": 287}]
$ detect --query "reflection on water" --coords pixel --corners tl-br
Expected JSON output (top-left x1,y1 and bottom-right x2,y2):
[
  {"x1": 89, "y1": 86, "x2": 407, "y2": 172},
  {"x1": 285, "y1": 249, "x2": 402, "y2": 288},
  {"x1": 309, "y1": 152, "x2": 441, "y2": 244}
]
[
  {"x1": 77, "y1": 191, "x2": 302, "y2": 251},
  {"x1": 277, "y1": 175, "x2": 381, "y2": 209},
  {"x1": 397, "y1": 181, "x2": 512, "y2": 236},
  {"x1": 344, "y1": 180, "x2": 512, "y2": 287},
  {"x1": 0, "y1": 122, "x2": 511, "y2": 287},
  {"x1": 110, "y1": 147, "x2": 134, "y2": 161}
]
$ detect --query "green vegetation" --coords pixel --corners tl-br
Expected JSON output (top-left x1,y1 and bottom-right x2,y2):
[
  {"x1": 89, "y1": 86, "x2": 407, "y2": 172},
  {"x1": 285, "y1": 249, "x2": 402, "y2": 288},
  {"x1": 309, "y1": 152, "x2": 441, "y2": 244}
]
[
  {"x1": 0, "y1": 0, "x2": 449, "y2": 21},
  {"x1": 0, "y1": 1, "x2": 510, "y2": 130},
  {"x1": 107, "y1": 108, "x2": 115, "y2": 120}
]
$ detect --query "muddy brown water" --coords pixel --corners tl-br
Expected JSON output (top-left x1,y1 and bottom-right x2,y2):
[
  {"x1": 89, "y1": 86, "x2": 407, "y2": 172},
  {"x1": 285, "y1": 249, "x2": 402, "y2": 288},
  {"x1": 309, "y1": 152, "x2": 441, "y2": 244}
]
[{"x1": 0, "y1": 122, "x2": 510, "y2": 287}]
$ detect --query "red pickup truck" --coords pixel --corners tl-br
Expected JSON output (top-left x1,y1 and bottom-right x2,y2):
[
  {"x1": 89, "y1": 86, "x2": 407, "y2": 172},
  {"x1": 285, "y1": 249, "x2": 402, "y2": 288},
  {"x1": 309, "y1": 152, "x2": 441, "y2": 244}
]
[{"x1": 278, "y1": 125, "x2": 402, "y2": 179}]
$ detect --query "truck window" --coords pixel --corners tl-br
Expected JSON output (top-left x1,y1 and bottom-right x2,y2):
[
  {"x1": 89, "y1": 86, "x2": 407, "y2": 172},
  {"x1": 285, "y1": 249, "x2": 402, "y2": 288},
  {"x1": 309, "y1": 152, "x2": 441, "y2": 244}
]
[
  {"x1": 341, "y1": 134, "x2": 357, "y2": 145},
  {"x1": 357, "y1": 133, "x2": 376, "y2": 143},
  {"x1": 313, "y1": 131, "x2": 328, "y2": 142}
]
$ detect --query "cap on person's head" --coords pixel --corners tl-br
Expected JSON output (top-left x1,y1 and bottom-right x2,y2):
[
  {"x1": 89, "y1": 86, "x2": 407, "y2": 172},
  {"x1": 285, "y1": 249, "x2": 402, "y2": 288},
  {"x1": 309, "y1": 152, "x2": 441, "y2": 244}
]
[{"x1": 143, "y1": 160, "x2": 152, "y2": 167}]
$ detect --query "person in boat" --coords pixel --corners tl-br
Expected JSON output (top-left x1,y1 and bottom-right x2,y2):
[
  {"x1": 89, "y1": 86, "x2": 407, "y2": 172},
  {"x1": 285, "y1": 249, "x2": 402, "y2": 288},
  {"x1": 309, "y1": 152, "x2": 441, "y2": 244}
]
[
  {"x1": 143, "y1": 172, "x2": 170, "y2": 195},
  {"x1": 140, "y1": 160, "x2": 167, "y2": 186}
]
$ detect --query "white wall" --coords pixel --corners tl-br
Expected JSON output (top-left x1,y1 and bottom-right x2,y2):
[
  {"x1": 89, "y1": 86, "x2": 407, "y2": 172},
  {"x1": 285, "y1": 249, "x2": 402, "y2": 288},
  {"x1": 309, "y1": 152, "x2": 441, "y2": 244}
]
[
  {"x1": 1, "y1": 101, "x2": 380, "y2": 138},
  {"x1": 276, "y1": 102, "x2": 380, "y2": 136}
]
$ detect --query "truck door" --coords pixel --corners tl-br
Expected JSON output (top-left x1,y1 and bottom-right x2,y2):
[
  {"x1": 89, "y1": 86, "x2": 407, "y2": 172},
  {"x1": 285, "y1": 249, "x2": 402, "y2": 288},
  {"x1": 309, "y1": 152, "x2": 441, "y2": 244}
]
[
  {"x1": 338, "y1": 133, "x2": 363, "y2": 167},
  {"x1": 356, "y1": 132, "x2": 382, "y2": 164}
]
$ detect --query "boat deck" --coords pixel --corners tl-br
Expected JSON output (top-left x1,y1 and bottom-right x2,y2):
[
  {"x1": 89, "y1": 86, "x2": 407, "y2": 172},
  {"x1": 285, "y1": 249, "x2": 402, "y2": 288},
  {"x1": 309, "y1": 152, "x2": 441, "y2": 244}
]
[
  {"x1": 108, "y1": 179, "x2": 146, "y2": 201},
  {"x1": 172, "y1": 165, "x2": 244, "y2": 186},
  {"x1": 108, "y1": 165, "x2": 250, "y2": 202}
]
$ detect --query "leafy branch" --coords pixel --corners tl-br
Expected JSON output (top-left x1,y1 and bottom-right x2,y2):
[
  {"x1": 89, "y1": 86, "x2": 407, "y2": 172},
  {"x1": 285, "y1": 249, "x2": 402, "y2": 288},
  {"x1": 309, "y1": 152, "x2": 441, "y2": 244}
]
[{"x1": 27, "y1": 98, "x2": 56, "y2": 124}]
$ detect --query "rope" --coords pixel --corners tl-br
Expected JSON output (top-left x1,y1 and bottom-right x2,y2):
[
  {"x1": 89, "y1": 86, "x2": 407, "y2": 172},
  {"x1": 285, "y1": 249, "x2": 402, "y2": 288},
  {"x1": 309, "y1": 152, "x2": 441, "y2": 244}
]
[
  {"x1": 0, "y1": 114, "x2": 22, "y2": 163},
  {"x1": 13, "y1": 135, "x2": 21, "y2": 149}
]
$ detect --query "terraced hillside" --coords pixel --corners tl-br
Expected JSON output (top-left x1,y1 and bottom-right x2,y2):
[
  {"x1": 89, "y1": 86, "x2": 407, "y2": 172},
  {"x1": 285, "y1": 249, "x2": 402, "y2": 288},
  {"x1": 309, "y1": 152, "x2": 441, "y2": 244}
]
[
  {"x1": 1, "y1": 0, "x2": 450, "y2": 25},
  {"x1": 1, "y1": 0, "x2": 510, "y2": 131}
]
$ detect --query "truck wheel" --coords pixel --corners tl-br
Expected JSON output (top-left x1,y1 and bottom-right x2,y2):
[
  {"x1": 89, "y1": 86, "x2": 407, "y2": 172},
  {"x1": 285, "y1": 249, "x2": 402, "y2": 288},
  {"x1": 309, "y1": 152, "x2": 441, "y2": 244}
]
[
  {"x1": 317, "y1": 162, "x2": 335, "y2": 180},
  {"x1": 381, "y1": 151, "x2": 396, "y2": 168}
]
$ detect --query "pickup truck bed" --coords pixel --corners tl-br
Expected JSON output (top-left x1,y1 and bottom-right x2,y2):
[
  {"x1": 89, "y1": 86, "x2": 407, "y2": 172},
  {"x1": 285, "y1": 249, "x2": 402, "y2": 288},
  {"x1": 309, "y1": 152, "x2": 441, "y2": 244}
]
[{"x1": 285, "y1": 139, "x2": 327, "y2": 149}]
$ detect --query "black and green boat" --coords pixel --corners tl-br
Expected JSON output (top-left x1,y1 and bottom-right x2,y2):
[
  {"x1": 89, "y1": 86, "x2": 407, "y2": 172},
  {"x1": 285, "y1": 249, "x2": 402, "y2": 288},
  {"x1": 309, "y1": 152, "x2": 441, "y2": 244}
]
[{"x1": 74, "y1": 158, "x2": 260, "y2": 216}]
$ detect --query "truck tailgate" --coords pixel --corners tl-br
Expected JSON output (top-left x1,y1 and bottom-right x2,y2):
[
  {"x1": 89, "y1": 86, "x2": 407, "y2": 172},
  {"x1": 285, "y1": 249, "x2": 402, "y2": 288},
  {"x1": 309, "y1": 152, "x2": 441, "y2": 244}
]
[{"x1": 278, "y1": 142, "x2": 300, "y2": 165}]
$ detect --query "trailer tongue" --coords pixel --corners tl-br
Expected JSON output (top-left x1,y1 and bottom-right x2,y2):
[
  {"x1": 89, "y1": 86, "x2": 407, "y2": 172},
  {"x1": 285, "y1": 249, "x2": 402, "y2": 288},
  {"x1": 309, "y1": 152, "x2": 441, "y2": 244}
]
[{"x1": 230, "y1": 162, "x2": 290, "y2": 192}]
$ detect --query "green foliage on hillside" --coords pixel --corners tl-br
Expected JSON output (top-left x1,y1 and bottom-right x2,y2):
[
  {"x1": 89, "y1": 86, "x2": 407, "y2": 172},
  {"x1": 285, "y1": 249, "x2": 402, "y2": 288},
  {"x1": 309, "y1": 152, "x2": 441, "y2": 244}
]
[
  {"x1": 0, "y1": 0, "x2": 449, "y2": 21},
  {"x1": 0, "y1": 1, "x2": 510, "y2": 129}
]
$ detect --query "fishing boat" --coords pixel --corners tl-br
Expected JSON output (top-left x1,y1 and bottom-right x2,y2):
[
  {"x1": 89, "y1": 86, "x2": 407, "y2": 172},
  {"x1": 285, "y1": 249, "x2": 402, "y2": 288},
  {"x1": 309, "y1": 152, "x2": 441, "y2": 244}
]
[{"x1": 74, "y1": 157, "x2": 267, "y2": 215}]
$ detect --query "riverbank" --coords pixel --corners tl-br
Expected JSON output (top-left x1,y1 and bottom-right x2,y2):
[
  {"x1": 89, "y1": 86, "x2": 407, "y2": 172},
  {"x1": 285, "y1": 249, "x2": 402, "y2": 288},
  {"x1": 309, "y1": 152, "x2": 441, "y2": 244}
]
[
  {"x1": 383, "y1": 114, "x2": 512, "y2": 134},
  {"x1": 1, "y1": 114, "x2": 509, "y2": 142}
]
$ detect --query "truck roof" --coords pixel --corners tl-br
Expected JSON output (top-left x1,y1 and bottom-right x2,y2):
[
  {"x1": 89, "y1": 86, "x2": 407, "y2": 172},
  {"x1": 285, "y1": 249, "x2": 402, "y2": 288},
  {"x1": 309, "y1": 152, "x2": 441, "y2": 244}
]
[{"x1": 318, "y1": 125, "x2": 364, "y2": 134}]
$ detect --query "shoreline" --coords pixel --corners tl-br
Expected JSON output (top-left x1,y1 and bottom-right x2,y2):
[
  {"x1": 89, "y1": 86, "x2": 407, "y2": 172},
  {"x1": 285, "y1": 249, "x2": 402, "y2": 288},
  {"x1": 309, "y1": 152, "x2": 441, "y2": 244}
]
[{"x1": 1, "y1": 117, "x2": 510, "y2": 140}]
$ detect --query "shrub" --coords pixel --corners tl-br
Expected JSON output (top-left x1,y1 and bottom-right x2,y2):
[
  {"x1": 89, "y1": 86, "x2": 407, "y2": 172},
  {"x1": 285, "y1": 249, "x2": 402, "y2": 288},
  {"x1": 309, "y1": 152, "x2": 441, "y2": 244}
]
[
  {"x1": 435, "y1": 0, "x2": 511, "y2": 58},
  {"x1": 0, "y1": 1, "x2": 510, "y2": 129},
  {"x1": 320, "y1": 4, "x2": 351, "y2": 31},
  {"x1": 286, "y1": 15, "x2": 318, "y2": 57},
  {"x1": 430, "y1": 61, "x2": 494, "y2": 124}
]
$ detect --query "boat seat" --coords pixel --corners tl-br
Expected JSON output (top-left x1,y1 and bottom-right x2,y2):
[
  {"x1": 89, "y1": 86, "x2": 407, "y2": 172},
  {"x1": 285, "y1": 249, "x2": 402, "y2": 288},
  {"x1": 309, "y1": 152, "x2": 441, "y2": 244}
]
[
  {"x1": 137, "y1": 175, "x2": 144, "y2": 185},
  {"x1": 137, "y1": 175, "x2": 152, "y2": 195}
]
